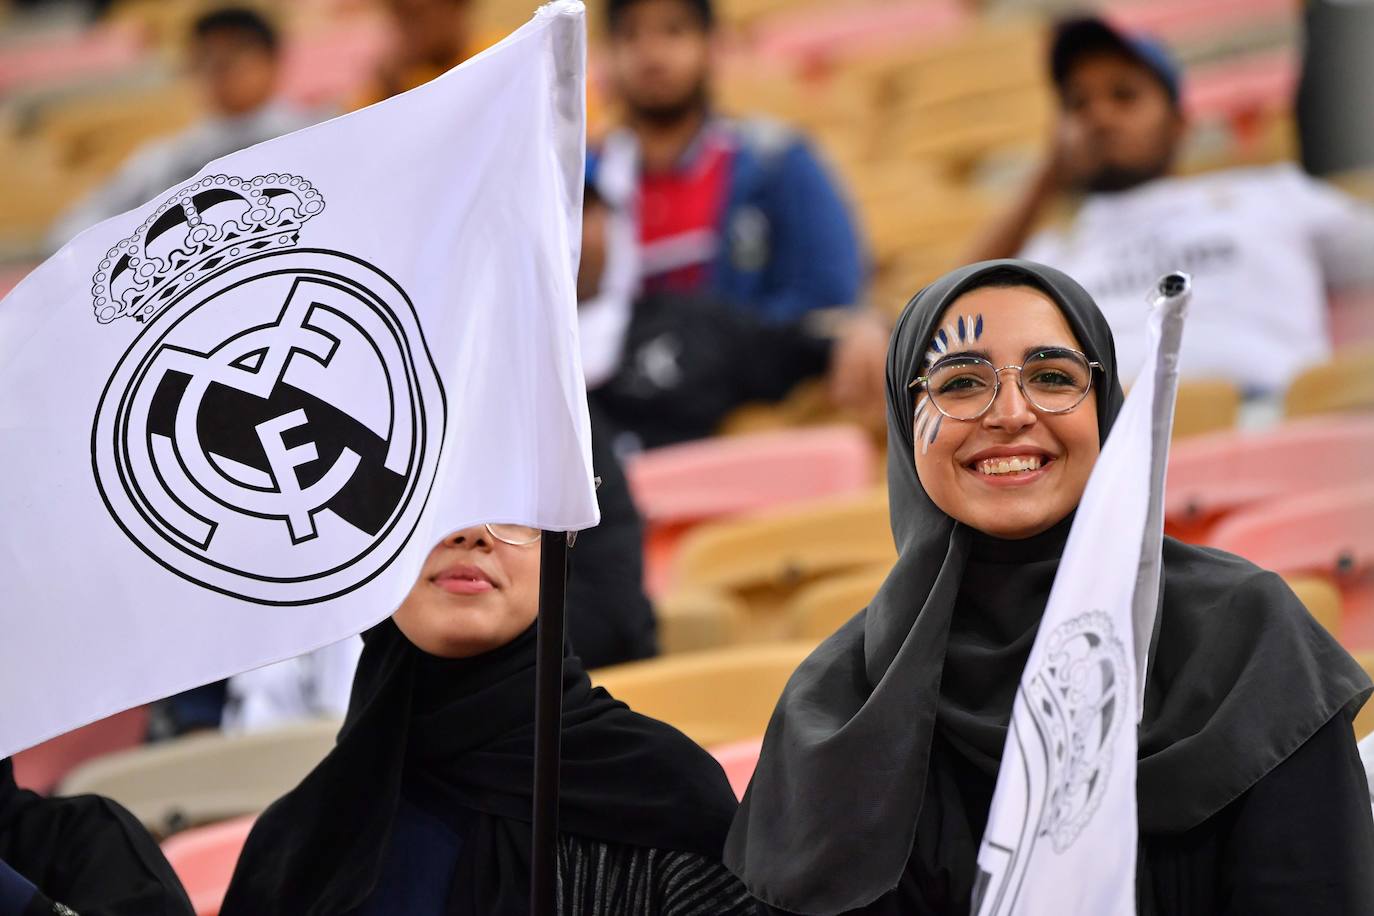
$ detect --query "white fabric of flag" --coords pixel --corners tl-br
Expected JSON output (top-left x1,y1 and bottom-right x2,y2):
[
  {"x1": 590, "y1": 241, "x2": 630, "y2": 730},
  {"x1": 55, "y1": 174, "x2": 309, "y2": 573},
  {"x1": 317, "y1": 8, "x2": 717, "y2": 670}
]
[
  {"x1": 972, "y1": 273, "x2": 1191, "y2": 916},
  {"x1": 0, "y1": 1, "x2": 597, "y2": 758}
]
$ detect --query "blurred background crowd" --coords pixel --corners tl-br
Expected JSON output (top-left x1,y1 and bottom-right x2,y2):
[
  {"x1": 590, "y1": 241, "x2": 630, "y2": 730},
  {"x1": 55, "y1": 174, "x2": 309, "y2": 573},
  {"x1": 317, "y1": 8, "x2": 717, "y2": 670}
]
[{"x1": 2, "y1": 0, "x2": 1372, "y2": 910}]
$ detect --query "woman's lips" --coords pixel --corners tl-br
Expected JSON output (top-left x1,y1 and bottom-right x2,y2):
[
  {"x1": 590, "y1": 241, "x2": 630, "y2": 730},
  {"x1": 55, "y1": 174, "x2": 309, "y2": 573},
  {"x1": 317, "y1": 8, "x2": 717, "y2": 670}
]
[{"x1": 433, "y1": 565, "x2": 495, "y2": 595}]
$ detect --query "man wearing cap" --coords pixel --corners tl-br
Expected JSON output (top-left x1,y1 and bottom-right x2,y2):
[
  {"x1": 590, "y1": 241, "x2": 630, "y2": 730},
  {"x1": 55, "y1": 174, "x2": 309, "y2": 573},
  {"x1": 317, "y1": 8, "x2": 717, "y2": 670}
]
[{"x1": 967, "y1": 15, "x2": 1374, "y2": 397}]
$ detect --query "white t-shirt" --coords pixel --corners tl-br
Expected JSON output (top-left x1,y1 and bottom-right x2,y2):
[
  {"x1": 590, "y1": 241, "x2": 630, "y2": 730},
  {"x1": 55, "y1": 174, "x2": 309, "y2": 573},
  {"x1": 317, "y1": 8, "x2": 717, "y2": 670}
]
[
  {"x1": 222, "y1": 635, "x2": 362, "y2": 734},
  {"x1": 1022, "y1": 164, "x2": 1374, "y2": 393}
]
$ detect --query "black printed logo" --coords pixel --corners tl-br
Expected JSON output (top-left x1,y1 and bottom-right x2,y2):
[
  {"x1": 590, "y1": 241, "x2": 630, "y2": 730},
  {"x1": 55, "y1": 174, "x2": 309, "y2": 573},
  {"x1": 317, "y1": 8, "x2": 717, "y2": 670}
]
[{"x1": 90, "y1": 174, "x2": 446, "y2": 604}]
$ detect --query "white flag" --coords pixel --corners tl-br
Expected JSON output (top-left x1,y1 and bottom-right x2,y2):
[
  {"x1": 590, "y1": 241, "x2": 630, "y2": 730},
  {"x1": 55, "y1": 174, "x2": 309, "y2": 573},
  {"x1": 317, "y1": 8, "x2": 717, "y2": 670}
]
[
  {"x1": 972, "y1": 273, "x2": 1191, "y2": 916},
  {"x1": 0, "y1": 1, "x2": 597, "y2": 758}
]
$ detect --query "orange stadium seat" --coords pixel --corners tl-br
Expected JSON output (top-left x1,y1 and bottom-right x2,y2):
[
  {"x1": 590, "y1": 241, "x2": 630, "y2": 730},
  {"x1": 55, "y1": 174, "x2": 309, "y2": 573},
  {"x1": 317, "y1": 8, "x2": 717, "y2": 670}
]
[
  {"x1": 1284, "y1": 347, "x2": 1374, "y2": 419},
  {"x1": 626, "y1": 425, "x2": 877, "y2": 595},
  {"x1": 161, "y1": 815, "x2": 256, "y2": 916},
  {"x1": 1208, "y1": 484, "x2": 1374, "y2": 649},
  {"x1": 1163, "y1": 417, "x2": 1374, "y2": 543},
  {"x1": 11, "y1": 706, "x2": 150, "y2": 795},
  {"x1": 710, "y1": 738, "x2": 764, "y2": 801}
]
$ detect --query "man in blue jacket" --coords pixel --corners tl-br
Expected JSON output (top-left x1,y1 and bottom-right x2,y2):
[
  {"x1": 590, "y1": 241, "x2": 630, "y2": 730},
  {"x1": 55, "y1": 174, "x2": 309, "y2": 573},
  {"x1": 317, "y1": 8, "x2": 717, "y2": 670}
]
[{"x1": 591, "y1": 0, "x2": 866, "y2": 324}]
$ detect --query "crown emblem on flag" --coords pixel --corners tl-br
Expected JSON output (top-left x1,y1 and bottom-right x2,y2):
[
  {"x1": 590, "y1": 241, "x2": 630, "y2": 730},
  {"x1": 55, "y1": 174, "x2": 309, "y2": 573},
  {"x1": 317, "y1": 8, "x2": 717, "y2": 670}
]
[{"x1": 90, "y1": 173, "x2": 325, "y2": 325}]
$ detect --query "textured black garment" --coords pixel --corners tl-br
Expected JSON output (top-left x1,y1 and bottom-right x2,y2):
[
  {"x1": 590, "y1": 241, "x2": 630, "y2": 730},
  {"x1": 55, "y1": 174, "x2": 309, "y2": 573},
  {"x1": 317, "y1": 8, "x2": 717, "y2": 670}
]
[
  {"x1": 590, "y1": 291, "x2": 833, "y2": 449},
  {"x1": 566, "y1": 404, "x2": 657, "y2": 669},
  {"x1": 221, "y1": 620, "x2": 746, "y2": 915},
  {"x1": 726, "y1": 259, "x2": 1373, "y2": 914},
  {"x1": 0, "y1": 759, "x2": 193, "y2": 916}
]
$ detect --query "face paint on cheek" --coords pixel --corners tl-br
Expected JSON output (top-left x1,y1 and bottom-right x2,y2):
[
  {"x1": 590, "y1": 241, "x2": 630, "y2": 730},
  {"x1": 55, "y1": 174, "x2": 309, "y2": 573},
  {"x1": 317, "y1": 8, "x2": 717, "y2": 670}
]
[{"x1": 914, "y1": 312, "x2": 984, "y2": 455}]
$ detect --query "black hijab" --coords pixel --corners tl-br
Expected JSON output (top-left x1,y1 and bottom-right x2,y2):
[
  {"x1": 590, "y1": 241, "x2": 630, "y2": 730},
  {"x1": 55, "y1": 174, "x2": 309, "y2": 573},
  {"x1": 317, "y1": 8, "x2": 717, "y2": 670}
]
[
  {"x1": 222, "y1": 617, "x2": 738, "y2": 916},
  {"x1": 0, "y1": 758, "x2": 195, "y2": 916},
  {"x1": 724, "y1": 259, "x2": 1372, "y2": 915}
]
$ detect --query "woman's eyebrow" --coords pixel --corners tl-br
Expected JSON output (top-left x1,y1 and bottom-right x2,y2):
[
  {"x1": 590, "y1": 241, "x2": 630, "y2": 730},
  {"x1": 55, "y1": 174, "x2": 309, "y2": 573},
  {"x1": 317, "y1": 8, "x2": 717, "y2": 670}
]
[
  {"x1": 1021, "y1": 344, "x2": 1077, "y2": 359},
  {"x1": 935, "y1": 348, "x2": 993, "y2": 363}
]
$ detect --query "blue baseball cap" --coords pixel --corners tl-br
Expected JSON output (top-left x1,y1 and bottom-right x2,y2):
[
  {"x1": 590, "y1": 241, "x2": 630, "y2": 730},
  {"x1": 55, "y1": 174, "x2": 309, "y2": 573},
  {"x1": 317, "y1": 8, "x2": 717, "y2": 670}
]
[{"x1": 1050, "y1": 16, "x2": 1182, "y2": 106}]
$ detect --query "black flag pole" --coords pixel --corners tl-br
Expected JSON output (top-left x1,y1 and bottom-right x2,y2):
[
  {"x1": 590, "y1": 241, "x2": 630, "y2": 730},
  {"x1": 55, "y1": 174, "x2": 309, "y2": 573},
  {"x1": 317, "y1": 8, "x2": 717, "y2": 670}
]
[{"x1": 531, "y1": 528, "x2": 570, "y2": 914}]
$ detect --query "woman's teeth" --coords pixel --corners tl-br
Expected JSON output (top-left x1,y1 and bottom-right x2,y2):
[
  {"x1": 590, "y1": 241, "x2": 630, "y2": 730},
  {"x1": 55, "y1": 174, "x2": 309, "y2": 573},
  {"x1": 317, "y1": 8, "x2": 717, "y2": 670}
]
[{"x1": 977, "y1": 455, "x2": 1044, "y2": 476}]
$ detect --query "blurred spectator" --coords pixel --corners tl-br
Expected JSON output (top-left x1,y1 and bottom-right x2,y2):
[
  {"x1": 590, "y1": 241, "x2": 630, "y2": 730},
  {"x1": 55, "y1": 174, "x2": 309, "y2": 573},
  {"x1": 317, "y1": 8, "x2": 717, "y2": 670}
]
[
  {"x1": 222, "y1": 636, "x2": 363, "y2": 734},
  {"x1": 581, "y1": 182, "x2": 888, "y2": 450},
  {"x1": 591, "y1": 0, "x2": 866, "y2": 324},
  {"x1": 352, "y1": 0, "x2": 490, "y2": 107},
  {"x1": 46, "y1": 7, "x2": 316, "y2": 251},
  {"x1": 1297, "y1": 0, "x2": 1374, "y2": 176},
  {"x1": 966, "y1": 15, "x2": 1374, "y2": 395}
]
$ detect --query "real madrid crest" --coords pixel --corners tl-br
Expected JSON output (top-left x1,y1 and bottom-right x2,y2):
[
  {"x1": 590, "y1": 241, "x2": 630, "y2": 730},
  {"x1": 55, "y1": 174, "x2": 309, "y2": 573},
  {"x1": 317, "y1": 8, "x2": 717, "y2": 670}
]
[{"x1": 90, "y1": 174, "x2": 446, "y2": 605}]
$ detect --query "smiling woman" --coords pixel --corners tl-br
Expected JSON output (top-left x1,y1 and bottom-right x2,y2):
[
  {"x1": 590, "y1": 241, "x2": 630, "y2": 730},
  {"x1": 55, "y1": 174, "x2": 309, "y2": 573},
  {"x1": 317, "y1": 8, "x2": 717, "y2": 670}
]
[
  {"x1": 221, "y1": 525, "x2": 754, "y2": 915},
  {"x1": 726, "y1": 260, "x2": 1374, "y2": 916}
]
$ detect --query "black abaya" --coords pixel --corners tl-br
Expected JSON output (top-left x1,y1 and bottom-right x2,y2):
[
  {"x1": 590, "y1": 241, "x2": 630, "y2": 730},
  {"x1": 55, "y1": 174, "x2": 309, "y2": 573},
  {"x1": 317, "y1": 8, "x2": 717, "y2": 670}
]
[{"x1": 0, "y1": 759, "x2": 193, "y2": 916}]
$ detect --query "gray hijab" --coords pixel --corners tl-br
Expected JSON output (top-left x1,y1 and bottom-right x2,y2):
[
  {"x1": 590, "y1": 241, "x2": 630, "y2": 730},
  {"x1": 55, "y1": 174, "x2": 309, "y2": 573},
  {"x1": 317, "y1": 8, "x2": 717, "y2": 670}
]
[{"x1": 723, "y1": 259, "x2": 1371, "y2": 914}]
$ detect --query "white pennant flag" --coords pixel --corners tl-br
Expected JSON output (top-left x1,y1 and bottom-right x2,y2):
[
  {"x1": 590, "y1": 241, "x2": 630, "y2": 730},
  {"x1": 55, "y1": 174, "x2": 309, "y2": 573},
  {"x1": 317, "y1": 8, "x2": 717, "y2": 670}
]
[
  {"x1": 0, "y1": 1, "x2": 597, "y2": 758},
  {"x1": 972, "y1": 273, "x2": 1191, "y2": 916}
]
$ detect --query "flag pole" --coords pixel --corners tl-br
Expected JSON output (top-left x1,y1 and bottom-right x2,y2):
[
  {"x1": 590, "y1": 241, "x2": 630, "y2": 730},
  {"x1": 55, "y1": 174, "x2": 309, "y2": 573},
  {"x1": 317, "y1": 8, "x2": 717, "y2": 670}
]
[{"x1": 531, "y1": 529, "x2": 569, "y2": 914}]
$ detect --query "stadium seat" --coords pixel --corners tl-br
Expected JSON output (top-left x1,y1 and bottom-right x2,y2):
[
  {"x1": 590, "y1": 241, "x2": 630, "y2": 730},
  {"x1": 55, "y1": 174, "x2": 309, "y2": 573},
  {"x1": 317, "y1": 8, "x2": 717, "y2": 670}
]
[
  {"x1": 653, "y1": 586, "x2": 748, "y2": 655},
  {"x1": 1285, "y1": 575, "x2": 1343, "y2": 640},
  {"x1": 786, "y1": 564, "x2": 889, "y2": 640},
  {"x1": 670, "y1": 489, "x2": 894, "y2": 638},
  {"x1": 710, "y1": 738, "x2": 763, "y2": 801},
  {"x1": 591, "y1": 642, "x2": 814, "y2": 748},
  {"x1": 1163, "y1": 417, "x2": 1374, "y2": 543},
  {"x1": 59, "y1": 719, "x2": 339, "y2": 837},
  {"x1": 627, "y1": 425, "x2": 876, "y2": 595},
  {"x1": 1170, "y1": 378, "x2": 1240, "y2": 440},
  {"x1": 160, "y1": 815, "x2": 255, "y2": 916},
  {"x1": 1209, "y1": 484, "x2": 1374, "y2": 648},
  {"x1": 11, "y1": 706, "x2": 150, "y2": 795},
  {"x1": 1284, "y1": 346, "x2": 1374, "y2": 418},
  {"x1": 1355, "y1": 652, "x2": 1374, "y2": 741}
]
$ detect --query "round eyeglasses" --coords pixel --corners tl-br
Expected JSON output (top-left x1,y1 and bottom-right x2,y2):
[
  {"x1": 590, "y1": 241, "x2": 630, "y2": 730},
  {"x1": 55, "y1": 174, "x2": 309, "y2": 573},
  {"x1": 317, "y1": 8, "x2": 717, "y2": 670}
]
[
  {"x1": 908, "y1": 347, "x2": 1101, "y2": 421},
  {"x1": 485, "y1": 523, "x2": 542, "y2": 547}
]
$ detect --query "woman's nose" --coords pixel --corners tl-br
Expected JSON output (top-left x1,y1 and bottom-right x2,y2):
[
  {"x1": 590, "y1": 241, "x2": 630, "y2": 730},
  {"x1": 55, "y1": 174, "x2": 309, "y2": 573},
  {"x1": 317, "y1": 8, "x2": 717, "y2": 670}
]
[
  {"x1": 982, "y1": 371, "x2": 1037, "y2": 432},
  {"x1": 446, "y1": 526, "x2": 494, "y2": 550}
]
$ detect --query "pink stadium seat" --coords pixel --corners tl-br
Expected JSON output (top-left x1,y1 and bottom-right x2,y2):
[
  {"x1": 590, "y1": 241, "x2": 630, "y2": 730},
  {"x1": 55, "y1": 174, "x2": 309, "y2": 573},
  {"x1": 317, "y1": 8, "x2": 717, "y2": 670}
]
[
  {"x1": 1208, "y1": 484, "x2": 1374, "y2": 648},
  {"x1": 11, "y1": 706, "x2": 150, "y2": 795},
  {"x1": 710, "y1": 738, "x2": 763, "y2": 801},
  {"x1": 1164, "y1": 417, "x2": 1374, "y2": 544},
  {"x1": 278, "y1": 21, "x2": 390, "y2": 107},
  {"x1": 1107, "y1": 0, "x2": 1293, "y2": 43},
  {"x1": 626, "y1": 426, "x2": 877, "y2": 595},
  {"x1": 751, "y1": 0, "x2": 967, "y2": 65},
  {"x1": 0, "y1": 24, "x2": 144, "y2": 95},
  {"x1": 161, "y1": 815, "x2": 256, "y2": 916},
  {"x1": 0, "y1": 264, "x2": 35, "y2": 301},
  {"x1": 1185, "y1": 51, "x2": 1296, "y2": 125}
]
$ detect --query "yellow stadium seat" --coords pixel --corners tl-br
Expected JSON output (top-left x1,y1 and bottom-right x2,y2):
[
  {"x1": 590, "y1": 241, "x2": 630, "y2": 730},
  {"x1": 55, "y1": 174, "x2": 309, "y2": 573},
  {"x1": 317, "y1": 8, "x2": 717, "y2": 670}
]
[
  {"x1": 654, "y1": 587, "x2": 747, "y2": 655},
  {"x1": 1284, "y1": 347, "x2": 1374, "y2": 418},
  {"x1": 787, "y1": 563, "x2": 890, "y2": 640},
  {"x1": 1355, "y1": 653, "x2": 1374, "y2": 741},
  {"x1": 59, "y1": 720, "x2": 338, "y2": 837},
  {"x1": 1172, "y1": 379, "x2": 1241, "y2": 439},
  {"x1": 671, "y1": 489, "x2": 895, "y2": 637},
  {"x1": 591, "y1": 641, "x2": 816, "y2": 747},
  {"x1": 1284, "y1": 575, "x2": 1343, "y2": 640}
]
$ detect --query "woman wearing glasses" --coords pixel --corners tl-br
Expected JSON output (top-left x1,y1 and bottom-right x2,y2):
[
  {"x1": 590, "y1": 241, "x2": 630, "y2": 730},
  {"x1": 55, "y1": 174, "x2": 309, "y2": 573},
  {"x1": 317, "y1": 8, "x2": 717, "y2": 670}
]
[
  {"x1": 221, "y1": 523, "x2": 753, "y2": 915},
  {"x1": 727, "y1": 260, "x2": 1374, "y2": 915}
]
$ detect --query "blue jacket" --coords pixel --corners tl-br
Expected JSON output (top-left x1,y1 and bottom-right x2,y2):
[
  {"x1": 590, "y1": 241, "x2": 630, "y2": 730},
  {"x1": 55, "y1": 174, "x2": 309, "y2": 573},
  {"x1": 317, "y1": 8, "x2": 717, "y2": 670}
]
[{"x1": 589, "y1": 118, "x2": 866, "y2": 324}]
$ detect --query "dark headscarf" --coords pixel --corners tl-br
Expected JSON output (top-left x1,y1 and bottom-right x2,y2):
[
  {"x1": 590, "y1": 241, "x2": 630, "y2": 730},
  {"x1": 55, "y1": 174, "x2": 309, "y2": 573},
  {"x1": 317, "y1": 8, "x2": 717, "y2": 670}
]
[
  {"x1": 222, "y1": 617, "x2": 738, "y2": 915},
  {"x1": 0, "y1": 758, "x2": 195, "y2": 915},
  {"x1": 724, "y1": 259, "x2": 1372, "y2": 914}
]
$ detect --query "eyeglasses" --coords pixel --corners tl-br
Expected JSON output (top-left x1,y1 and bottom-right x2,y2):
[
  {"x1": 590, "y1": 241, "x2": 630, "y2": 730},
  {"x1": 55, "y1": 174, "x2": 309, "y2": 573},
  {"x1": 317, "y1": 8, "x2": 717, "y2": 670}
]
[
  {"x1": 908, "y1": 347, "x2": 1101, "y2": 421},
  {"x1": 485, "y1": 523, "x2": 542, "y2": 547}
]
